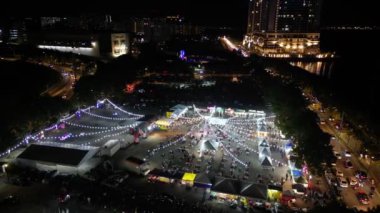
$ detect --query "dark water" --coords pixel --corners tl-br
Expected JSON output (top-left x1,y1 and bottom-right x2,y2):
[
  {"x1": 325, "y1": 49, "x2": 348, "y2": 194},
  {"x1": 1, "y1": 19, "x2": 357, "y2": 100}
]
[
  {"x1": 289, "y1": 29, "x2": 380, "y2": 80},
  {"x1": 286, "y1": 29, "x2": 380, "y2": 124}
]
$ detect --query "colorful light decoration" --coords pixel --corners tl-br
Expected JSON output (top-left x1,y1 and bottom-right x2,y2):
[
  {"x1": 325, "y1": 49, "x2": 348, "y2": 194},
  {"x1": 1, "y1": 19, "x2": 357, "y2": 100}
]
[
  {"x1": 0, "y1": 99, "x2": 144, "y2": 158},
  {"x1": 39, "y1": 125, "x2": 132, "y2": 140},
  {"x1": 179, "y1": 50, "x2": 186, "y2": 60},
  {"x1": 59, "y1": 133, "x2": 73, "y2": 141},
  {"x1": 302, "y1": 164, "x2": 309, "y2": 176},
  {"x1": 1, "y1": 100, "x2": 286, "y2": 173},
  {"x1": 215, "y1": 121, "x2": 286, "y2": 167},
  {"x1": 75, "y1": 110, "x2": 81, "y2": 118},
  {"x1": 81, "y1": 110, "x2": 139, "y2": 121},
  {"x1": 61, "y1": 120, "x2": 111, "y2": 130},
  {"x1": 103, "y1": 99, "x2": 143, "y2": 117},
  {"x1": 96, "y1": 100, "x2": 105, "y2": 109}
]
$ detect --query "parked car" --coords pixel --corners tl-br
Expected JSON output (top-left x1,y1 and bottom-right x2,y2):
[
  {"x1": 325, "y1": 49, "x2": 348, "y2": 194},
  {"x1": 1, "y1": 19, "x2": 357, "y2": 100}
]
[
  {"x1": 370, "y1": 153, "x2": 380, "y2": 161},
  {"x1": 334, "y1": 151, "x2": 342, "y2": 159},
  {"x1": 344, "y1": 160, "x2": 353, "y2": 169},
  {"x1": 355, "y1": 171, "x2": 368, "y2": 181},
  {"x1": 336, "y1": 170, "x2": 344, "y2": 177},
  {"x1": 356, "y1": 192, "x2": 370, "y2": 205},
  {"x1": 350, "y1": 177, "x2": 358, "y2": 186},
  {"x1": 344, "y1": 150, "x2": 352, "y2": 158},
  {"x1": 339, "y1": 177, "x2": 348, "y2": 188}
]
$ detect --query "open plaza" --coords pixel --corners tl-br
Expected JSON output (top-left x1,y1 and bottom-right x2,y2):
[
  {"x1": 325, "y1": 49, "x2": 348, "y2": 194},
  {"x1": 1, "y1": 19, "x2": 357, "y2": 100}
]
[{"x1": 0, "y1": 99, "x2": 317, "y2": 212}]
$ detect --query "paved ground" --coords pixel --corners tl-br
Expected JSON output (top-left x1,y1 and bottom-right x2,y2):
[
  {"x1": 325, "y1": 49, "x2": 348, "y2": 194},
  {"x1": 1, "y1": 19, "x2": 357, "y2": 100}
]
[
  {"x1": 0, "y1": 107, "x2": 301, "y2": 212},
  {"x1": 128, "y1": 114, "x2": 290, "y2": 186},
  {"x1": 33, "y1": 102, "x2": 141, "y2": 148}
]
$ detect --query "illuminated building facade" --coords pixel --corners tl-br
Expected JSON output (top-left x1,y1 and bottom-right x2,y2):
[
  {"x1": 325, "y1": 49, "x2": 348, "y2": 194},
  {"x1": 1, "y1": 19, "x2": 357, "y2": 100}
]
[
  {"x1": 31, "y1": 32, "x2": 129, "y2": 58},
  {"x1": 111, "y1": 33, "x2": 128, "y2": 57},
  {"x1": 244, "y1": 0, "x2": 327, "y2": 58}
]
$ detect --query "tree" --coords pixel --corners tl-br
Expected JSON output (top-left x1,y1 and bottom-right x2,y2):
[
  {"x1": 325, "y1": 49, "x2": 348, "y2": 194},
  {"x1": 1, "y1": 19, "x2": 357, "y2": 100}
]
[{"x1": 254, "y1": 66, "x2": 334, "y2": 173}]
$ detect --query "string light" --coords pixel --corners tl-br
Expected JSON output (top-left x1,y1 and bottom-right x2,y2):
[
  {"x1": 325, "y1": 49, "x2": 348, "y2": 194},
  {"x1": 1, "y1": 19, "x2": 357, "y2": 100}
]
[
  {"x1": 147, "y1": 134, "x2": 188, "y2": 159},
  {"x1": 61, "y1": 121, "x2": 112, "y2": 129},
  {"x1": 214, "y1": 120, "x2": 287, "y2": 167},
  {"x1": 0, "y1": 99, "x2": 144, "y2": 158},
  {"x1": 81, "y1": 110, "x2": 140, "y2": 121},
  {"x1": 103, "y1": 99, "x2": 144, "y2": 117},
  {"x1": 38, "y1": 141, "x2": 97, "y2": 150},
  {"x1": 39, "y1": 125, "x2": 131, "y2": 140}
]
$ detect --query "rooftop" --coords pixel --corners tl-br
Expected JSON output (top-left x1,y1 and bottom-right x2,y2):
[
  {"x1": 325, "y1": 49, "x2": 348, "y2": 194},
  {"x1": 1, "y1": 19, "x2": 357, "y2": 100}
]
[{"x1": 17, "y1": 144, "x2": 90, "y2": 166}]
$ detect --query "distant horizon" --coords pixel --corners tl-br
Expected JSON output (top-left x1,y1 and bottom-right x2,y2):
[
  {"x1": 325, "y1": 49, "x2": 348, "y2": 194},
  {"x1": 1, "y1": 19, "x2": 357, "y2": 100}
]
[{"x1": 2, "y1": 0, "x2": 378, "y2": 30}]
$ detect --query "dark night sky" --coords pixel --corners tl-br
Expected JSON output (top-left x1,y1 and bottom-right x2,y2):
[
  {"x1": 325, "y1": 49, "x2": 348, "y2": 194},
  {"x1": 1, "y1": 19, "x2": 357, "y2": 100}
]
[{"x1": 3, "y1": 0, "x2": 379, "y2": 28}]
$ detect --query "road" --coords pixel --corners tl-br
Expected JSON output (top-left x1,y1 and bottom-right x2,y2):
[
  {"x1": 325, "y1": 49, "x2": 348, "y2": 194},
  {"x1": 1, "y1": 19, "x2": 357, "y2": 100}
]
[
  {"x1": 44, "y1": 72, "x2": 75, "y2": 99},
  {"x1": 306, "y1": 94, "x2": 380, "y2": 210},
  {"x1": 27, "y1": 59, "x2": 76, "y2": 100},
  {"x1": 220, "y1": 36, "x2": 249, "y2": 57}
]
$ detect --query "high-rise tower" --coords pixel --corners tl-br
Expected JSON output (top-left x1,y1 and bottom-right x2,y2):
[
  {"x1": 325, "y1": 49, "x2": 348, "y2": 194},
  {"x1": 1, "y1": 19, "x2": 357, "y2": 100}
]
[{"x1": 244, "y1": 0, "x2": 324, "y2": 57}]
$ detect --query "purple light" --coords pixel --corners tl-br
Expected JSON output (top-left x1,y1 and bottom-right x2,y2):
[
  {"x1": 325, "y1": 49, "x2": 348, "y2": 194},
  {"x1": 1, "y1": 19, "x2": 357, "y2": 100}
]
[
  {"x1": 76, "y1": 110, "x2": 81, "y2": 118},
  {"x1": 59, "y1": 123, "x2": 65, "y2": 129},
  {"x1": 59, "y1": 133, "x2": 72, "y2": 141},
  {"x1": 45, "y1": 125, "x2": 57, "y2": 131},
  {"x1": 179, "y1": 50, "x2": 186, "y2": 60}
]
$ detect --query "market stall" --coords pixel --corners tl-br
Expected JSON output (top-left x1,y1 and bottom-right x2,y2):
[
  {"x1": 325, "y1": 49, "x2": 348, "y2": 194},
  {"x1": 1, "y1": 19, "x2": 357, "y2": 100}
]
[
  {"x1": 148, "y1": 168, "x2": 183, "y2": 183},
  {"x1": 267, "y1": 185, "x2": 282, "y2": 202},
  {"x1": 155, "y1": 119, "x2": 173, "y2": 130},
  {"x1": 181, "y1": 172, "x2": 197, "y2": 186}
]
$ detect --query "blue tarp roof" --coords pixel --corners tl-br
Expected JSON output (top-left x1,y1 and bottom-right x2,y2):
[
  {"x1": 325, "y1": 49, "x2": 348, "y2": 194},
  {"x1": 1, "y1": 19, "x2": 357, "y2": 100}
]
[
  {"x1": 285, "y1": 142, "x2": 294, "y2": 148},
  {"x1": 292, "y1": 169, "x2": 302, "y2": 178}
]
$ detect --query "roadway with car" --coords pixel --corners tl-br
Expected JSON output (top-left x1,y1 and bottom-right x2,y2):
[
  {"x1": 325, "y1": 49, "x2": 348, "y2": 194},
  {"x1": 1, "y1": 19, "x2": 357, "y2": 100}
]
[{"x1": 306, "y1": 93, "x2": 380, "y2": 210}]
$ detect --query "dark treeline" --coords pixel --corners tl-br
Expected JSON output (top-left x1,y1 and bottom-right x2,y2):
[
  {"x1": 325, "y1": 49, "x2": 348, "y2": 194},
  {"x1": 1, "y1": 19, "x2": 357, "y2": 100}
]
[
  {"x1": 0, "y1": 60, "x2": 68, "y2": 151},
  {"x1": 252, "y1": 60, "x2": 334, "y2": 173},
  {"x1": 262, "y1": 55, "x2": 380, "y2": 153}
]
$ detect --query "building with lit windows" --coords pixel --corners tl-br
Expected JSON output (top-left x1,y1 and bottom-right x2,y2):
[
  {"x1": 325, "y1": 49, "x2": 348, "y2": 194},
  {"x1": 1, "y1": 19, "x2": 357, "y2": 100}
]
[
  {"x1": 0, "y1": 20, "x2": 28, "y2": 44},
  {"x1": 29, "y1": 31, "x2": 129, "y2": 59},
  {"x1": 128, "y1": 16, "x2": 202, "y2": 43},
  {"x1": 243, "y1": 0, "x2": 329, "y2": 58}
]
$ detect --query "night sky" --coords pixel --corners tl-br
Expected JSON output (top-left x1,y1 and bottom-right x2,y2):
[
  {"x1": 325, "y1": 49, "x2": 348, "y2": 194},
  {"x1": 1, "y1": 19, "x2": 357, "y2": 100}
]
[{"x1": 3, "y1": 0, "x2": 379, "y2": 28}]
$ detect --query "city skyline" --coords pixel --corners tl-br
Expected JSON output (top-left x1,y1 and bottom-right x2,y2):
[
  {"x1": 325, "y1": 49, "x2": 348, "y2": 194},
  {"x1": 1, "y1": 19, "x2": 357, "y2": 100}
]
[{"x1": 3, "y1": 0, "x2": 379, "y2": 28}]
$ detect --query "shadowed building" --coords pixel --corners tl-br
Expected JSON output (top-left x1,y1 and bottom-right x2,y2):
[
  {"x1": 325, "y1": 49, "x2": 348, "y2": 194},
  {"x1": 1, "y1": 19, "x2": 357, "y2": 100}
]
[{"x1": 16, "y1": 143, "x2": 99, "y2": 174}]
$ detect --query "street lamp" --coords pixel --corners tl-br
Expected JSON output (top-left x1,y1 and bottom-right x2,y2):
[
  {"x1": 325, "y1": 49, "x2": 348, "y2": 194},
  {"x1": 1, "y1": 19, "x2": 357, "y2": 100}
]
[
  {"x1": 1, "y1": 163, "x2": 8, "y2": 173},
  {"x1": 2, "y1": 164, "x2": 8, "y2": 181}
]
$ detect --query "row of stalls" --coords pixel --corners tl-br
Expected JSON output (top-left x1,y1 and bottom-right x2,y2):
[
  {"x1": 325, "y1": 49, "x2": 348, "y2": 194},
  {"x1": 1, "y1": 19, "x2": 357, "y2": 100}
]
[
  {"x1": 154, "y1": 119, "x2": 173, "y2": 130},
  {"x1": 210, "y1": 177, "x2": 282, "y2": 208},
  {"x1": 147, "y1": 170, "x2": 283, "y2": 209},
  {"x1": 148, "y1": 169, "x2": 212, "y2": 188}
]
